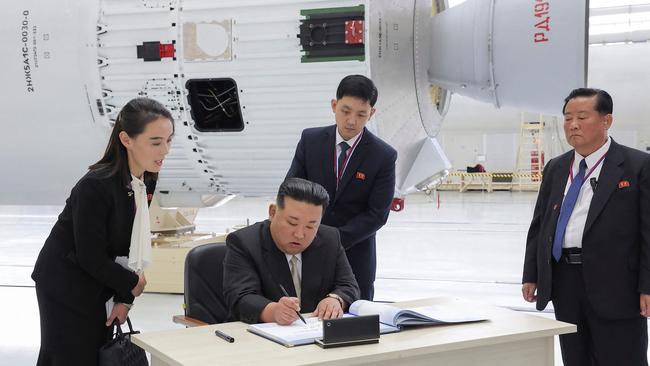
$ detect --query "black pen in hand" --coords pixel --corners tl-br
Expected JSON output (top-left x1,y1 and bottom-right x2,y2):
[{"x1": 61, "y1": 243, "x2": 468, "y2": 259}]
[
  {"x1": 215, "y1": 329, "x2": 235, "y2": 343},
  {"x1": 278, "y1": 284, "x2": 307, "y2": 324}
]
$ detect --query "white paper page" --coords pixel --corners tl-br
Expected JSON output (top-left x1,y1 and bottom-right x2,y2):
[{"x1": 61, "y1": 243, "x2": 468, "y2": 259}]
[
  {"x1": 400, "y1": 305, "x2": 487, "y2": 324},
  {"x1": 348, "y1": 300, "x2": 402, "y2": 326},
  {"x1": 249, "y1": 313, "x2": 398, "y2": 346},
  {"x1": 250, "y1": 316, "x2": 321, "y2": 344}
]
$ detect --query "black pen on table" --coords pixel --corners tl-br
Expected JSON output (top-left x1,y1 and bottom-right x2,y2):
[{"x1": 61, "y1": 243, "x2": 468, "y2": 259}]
[
  {"x1": 215, "y1": 329, "x2": 235, "y2": 343},
  {"x1": 279, "y1": 284, "x2": 307, "y2": 324}
]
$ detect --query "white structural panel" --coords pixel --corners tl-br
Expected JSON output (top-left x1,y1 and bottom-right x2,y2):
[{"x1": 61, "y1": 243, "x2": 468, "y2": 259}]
[{"x1": 1, "y1": 0, "x2": 587, "y2": 206}]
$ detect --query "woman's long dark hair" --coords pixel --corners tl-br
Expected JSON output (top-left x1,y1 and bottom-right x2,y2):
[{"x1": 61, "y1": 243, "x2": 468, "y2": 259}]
[{"x1": 89, "y1": 98, "x2": 174, "y2": 187}]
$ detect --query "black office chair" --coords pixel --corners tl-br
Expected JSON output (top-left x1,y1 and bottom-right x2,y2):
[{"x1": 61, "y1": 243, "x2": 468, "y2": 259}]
[{"x1": 173, "y1": 243, "x2": 229, "y2": 327}]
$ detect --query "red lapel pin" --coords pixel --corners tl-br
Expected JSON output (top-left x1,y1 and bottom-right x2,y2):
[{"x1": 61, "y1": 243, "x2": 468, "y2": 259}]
[
  {"x1": 356, "y1": 172, "x2": 366, "y2": 180},
  {"x1": 618, "y1": 180, "x2": 630, "y2": 189}
]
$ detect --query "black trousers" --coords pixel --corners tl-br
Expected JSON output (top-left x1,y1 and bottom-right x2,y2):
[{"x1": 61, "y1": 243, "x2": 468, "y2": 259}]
[
  {"x1": 357, "y1": 279, "x2": 374, "y2": 302},
  {"x1": 35, "y1": 285, "x2": 111, "y2": 366},
  {"x1": 552, "y1": 261, "x2": 648, "y2": 366},
  {"x1": 346, "y1": 242, "x2": 376, "y2": 301}
]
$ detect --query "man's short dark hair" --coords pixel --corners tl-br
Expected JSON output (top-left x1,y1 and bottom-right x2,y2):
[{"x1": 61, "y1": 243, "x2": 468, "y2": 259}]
[
  {"x1": 336, "y1": 75, "x2": 379, "y2": 107},
  {"x1": 562, "y1": 88, "x2": 613, "y2": 115},
  {"x1": 276, "y1": 178, "x2": 329, "y2": 211}
]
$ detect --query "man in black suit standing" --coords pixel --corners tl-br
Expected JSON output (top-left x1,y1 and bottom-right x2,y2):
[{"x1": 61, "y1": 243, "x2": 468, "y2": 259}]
[
  {"x1": 286, "y1": 75, "x2": 397, "y2": 301},
  {"x1": 522, "y1": 88, "x2": 650, "y2": 365},
  {"x1": 223, "y1": 178, "x2": 360, "y2": 324}
]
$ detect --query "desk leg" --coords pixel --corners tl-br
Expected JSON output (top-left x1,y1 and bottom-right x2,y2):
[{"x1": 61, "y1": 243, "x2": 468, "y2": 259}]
[
  {"x1": 151, "y1": 355, "x2": 171, "y2": 366},
  {"x1": 367, "y1": 336, "x2": 555, "y2": 366},
  {"x1": 544, "y1": 336, "x2": 555, "y2": 366}
]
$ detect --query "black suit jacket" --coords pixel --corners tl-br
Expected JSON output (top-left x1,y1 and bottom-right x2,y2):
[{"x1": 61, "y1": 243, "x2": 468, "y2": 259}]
[
  {"x1": 32, "y1": 169, "x2": 154, "y2": 315},
  {"x1": 223, "y1": 220, "x2": 360, "y2": 324},
  {"x1": 523, "y1": 139, "x2": 650, "y2": 319},
  {"x1": 286, "y1": 126, "x2": 396, "y2": 287}
]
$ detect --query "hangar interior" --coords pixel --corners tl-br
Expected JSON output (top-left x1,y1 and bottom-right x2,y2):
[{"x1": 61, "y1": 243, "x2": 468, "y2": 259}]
[{"x1": 2, "y1": 0, "x2": 650, "y2": 365}]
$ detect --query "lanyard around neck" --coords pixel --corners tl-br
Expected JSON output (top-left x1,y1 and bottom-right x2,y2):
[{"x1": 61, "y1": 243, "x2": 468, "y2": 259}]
[
  {"x1": 334, "y1": 129, "x2": 364, "y2": 186},
  {"x1": 569, "y1": 152, "x2": 607, "y2": 185}
]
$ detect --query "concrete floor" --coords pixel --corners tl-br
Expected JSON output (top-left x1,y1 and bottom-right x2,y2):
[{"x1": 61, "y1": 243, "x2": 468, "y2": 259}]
[{"x1": 1, "y1": 191, "x2": 647, "y2": 365}]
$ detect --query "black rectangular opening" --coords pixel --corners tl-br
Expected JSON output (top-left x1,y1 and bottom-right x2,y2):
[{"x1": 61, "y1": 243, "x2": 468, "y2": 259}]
[{"x1": 186, "y1": 78, "x2": 244, "y2": 132}]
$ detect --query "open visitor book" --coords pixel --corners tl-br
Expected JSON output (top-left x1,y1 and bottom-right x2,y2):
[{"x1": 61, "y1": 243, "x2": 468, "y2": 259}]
[
  {"x1": 247, "y1": 315, "x2": 399, "y2": 347},
  {"x1": 348, "y1": 300, "x2": 488, "y2": 328},
  {"x1": 247, "y1": 299, "x2": 488, "y2": 347}
]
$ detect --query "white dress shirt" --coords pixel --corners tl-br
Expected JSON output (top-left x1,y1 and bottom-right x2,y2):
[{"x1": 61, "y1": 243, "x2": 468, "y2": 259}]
[
  {"x1": 285, "y1": 253, "x2": 302, "y2": 279},
  {"x1": 562, "y1": 136, "x2": 611, "y2": 249},
  {"x1": 335, "y1": 128, "x2": 363, "y2": 177}
]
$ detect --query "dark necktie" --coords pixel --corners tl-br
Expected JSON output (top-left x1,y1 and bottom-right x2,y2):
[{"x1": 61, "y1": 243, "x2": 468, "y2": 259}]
[
  {"x1": 337, "y1": 142, "x2": 351, "y2": 177},
  {"x1": 552, "y1": 159, "x2": 587, "y2": 261}
]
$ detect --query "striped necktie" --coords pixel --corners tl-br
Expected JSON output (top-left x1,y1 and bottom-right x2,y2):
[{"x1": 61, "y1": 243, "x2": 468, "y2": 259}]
[{"x1": 337, "y1": 142, "x2": 350, "y2": 177}]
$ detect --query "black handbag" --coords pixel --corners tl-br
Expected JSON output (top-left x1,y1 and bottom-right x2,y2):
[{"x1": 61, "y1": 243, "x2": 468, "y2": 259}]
[{"x1": 99, "y1": 317, "x2": 149, "y2": 366}]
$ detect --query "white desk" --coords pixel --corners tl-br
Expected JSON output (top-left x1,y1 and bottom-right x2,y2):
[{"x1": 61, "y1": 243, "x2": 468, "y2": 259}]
[{"x1": 133, "y1": 297, "x2": 575, "y2": 366}]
